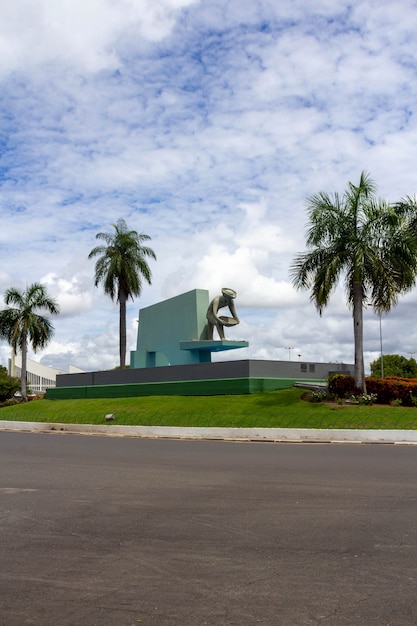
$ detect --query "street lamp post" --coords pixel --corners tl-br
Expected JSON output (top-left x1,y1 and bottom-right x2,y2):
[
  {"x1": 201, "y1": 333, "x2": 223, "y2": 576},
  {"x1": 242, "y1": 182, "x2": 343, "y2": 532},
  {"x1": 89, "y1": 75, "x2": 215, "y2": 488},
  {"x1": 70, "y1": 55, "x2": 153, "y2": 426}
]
[{"x1": 285, "y1": 347, "x2": 295, "y2": 361}]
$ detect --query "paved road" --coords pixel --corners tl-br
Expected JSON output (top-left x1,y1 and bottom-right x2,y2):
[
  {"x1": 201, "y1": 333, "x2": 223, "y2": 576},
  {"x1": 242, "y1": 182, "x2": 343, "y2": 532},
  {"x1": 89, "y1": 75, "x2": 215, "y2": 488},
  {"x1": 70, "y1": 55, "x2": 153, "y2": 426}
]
[{"x1": 1, "y1": 432, "x2": 417, "y2": 625}]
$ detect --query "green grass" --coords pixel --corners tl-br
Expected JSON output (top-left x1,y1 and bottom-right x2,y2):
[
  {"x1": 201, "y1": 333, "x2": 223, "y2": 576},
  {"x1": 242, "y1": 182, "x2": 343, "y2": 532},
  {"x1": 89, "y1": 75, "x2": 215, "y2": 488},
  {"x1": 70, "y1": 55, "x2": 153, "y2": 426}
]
[{"x1": 1, "y1": 387, "x2": 417, "y2": 429}]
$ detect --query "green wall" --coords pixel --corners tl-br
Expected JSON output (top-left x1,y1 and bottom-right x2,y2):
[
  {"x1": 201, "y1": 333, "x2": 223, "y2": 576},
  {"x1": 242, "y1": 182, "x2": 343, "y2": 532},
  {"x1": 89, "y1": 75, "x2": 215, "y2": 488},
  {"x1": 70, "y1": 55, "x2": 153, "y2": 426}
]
[{"x1": 47, "y1": 377, "x2": 324, "y2": 399}]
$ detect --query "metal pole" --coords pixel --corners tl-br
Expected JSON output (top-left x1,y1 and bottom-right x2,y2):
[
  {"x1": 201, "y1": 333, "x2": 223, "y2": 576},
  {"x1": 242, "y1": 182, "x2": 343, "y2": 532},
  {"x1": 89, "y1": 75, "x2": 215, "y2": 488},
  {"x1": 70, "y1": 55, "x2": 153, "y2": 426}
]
[
  {"x1": 286, "y1": 347, "x2": 294, "y2": 361},
  {"x1": 379, "y1": 312, "x2": 384, "y2": 378}
]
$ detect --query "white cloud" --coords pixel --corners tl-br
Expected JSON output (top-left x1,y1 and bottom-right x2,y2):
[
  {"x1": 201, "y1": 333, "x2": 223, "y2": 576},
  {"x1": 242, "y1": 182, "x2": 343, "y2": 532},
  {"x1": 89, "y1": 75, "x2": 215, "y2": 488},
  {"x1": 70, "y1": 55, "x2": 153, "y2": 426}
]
[
  {"x1": 41, "y1": 273, "x2": 94, "y2": 317},
  {"x1": 0, "y1": 0, "x2": 200, "y2": 76},
  {"x1": 2, "y1": 0, "x2": 417, "y2": 373}
]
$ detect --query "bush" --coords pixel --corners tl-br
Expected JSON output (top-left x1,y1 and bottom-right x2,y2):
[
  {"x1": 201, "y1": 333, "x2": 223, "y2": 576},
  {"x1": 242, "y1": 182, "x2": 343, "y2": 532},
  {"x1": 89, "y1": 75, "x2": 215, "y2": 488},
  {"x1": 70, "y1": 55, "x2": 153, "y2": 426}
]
[
  {"x1": 365, "y1": 376, "x2": 417, "y2": 407},
  {"x1": 0, "y1": 367, "x2": 21, "y2": 403},
  {"x1": 328, "y1": 374, "x2": 417, "y2": 406},
  {"x1": 0, "y1": 397, "x2": 21, "y2": 407},
  {"x1": 357, "y1": 393, "x2": 377, "y2": 405},
  {"x1": 309, "y1": 390, "x2": 328, "y2": 403},
  {"x1": 328, "y1": 374, "x2": 356, "y2": 398}
]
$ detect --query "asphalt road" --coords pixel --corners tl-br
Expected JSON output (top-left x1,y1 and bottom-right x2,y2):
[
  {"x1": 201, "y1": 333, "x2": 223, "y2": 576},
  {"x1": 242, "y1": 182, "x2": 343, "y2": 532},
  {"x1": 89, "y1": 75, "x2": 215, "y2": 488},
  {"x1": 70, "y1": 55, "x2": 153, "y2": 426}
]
[{"x1": 1, "y1": 432, "x2": 417, "y2": 625}]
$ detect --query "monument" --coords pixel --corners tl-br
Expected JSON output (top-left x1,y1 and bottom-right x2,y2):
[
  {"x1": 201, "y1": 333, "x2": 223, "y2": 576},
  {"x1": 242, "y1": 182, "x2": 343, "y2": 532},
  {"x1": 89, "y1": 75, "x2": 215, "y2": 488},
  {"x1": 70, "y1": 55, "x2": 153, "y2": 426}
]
[
  {"x1": 47, "y1": 287, "x2": 354, "y2": 399},
  {"x1": 130, "y1": 288, "x2": 248, "y2": 367}
]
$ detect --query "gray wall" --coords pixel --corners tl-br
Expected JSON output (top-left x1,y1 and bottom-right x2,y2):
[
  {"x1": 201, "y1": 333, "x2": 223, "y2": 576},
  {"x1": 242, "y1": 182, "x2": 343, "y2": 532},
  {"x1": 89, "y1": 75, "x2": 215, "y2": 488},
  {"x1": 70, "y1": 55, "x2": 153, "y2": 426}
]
[{"x1": 56, "y1": 360, "x2": 353, "y2": 388}]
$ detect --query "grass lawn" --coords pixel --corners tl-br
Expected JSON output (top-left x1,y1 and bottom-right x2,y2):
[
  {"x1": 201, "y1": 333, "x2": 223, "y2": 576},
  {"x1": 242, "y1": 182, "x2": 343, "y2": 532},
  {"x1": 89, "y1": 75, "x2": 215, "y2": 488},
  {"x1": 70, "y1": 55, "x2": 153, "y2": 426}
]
[{"x1": 1, "y1": 387, "x2": 417, "y2": 429}]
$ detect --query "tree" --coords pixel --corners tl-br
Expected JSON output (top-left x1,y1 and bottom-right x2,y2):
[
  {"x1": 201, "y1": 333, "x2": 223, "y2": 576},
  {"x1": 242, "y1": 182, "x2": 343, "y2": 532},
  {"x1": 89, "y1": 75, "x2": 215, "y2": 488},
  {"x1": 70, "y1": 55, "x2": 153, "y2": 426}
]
[
  {"x1": 88, "y1": 218, "x2": 156, "y2": 368},
  {"x1": 370, "y1": 354, "x2": 417, "y2": 379},
  {"x1": 0, "y1": 365, "x2": 20, "y2": 402},
  {"x1": 0, "y1": 283, "x2": 60, "y2": 401},
  {"x1": 290, "y1": 172, "x2": 417, "y2": 393}
]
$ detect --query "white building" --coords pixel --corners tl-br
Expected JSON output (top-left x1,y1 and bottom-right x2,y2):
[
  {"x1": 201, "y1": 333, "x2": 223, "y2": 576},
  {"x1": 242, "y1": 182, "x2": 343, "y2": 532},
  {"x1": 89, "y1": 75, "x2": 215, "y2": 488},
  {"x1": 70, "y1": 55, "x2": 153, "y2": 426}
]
[{"x1": 8, "y1": 353, "x2": 84, "y2": 393}]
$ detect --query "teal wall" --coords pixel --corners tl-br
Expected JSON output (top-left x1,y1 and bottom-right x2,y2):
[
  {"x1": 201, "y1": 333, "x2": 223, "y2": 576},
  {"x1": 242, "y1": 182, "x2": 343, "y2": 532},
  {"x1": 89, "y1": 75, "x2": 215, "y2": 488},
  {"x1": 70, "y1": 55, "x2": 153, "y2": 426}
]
[{"x1": 130, "y1": 289, "x2": 210, "y2": 367}]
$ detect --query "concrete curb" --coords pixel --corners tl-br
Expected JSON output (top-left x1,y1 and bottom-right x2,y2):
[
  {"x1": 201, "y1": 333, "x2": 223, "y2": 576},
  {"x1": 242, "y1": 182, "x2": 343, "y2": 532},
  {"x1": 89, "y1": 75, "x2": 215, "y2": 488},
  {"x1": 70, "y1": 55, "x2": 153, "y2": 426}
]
[{"x1": 1, "y1": 420, "x2": 417, "y2": 444}]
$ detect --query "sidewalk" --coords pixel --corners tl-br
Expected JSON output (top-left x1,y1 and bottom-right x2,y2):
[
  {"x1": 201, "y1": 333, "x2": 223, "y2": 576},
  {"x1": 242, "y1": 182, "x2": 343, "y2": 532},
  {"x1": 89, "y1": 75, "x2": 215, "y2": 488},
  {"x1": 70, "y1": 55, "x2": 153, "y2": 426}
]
[{"x1": 1, "y1": 420, "x2": 417, "y2": 444}]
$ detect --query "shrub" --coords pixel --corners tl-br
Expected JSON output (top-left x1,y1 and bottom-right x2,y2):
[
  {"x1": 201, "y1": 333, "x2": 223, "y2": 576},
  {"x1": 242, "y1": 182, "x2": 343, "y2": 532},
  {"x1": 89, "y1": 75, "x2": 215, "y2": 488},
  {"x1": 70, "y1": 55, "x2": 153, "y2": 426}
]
[
  {"x1": 390, "y1": 398, "x2": 403, "y2": 407},
  {"x1": 357, "y1": 393, "x2": 377, "y2": 405},
  {"x1": 365, "y1": 376, "x2": 417, "y2": 407},
  {"x1": 328, "y1": 374, "x2": 356, "y2": 398},
  {"x1": 310, "y1": 390, "x2": 328, "y2": 403},
  {"x1": 0, "y1": 397, "x2": 21, "y2": 407},
  {"x1": 0, "y1": 368, "x2": 20, "y2": 403}
]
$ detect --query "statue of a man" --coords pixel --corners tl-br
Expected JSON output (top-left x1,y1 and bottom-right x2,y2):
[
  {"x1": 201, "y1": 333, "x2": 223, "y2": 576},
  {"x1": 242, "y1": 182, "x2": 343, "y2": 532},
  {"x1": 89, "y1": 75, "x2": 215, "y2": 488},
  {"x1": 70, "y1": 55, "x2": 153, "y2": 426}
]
[{"x1": 206, "y1": 288, "x2": 240, "y2": 340}]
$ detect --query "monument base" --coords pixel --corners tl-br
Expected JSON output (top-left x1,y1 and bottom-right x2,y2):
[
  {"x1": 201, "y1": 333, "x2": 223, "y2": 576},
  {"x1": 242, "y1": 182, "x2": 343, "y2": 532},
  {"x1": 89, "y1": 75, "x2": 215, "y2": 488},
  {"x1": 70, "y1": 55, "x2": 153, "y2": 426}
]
[{"x1": 46, "y1": 359, "x2": 352, "y2": 400}]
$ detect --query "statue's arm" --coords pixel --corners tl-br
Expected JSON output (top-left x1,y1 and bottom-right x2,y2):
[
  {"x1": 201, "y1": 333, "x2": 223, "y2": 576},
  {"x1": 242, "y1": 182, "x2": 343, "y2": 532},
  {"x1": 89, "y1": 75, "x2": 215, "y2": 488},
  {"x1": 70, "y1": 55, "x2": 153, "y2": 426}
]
[{"x1": 228, "y1": 301, "x2": 239, "y2": 323}]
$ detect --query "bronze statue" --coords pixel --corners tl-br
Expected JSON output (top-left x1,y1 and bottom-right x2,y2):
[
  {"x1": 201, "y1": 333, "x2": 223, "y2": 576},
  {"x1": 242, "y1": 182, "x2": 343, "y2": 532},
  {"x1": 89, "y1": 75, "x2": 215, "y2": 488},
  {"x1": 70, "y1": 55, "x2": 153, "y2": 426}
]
[{"x1": 206, "y1": 288, "x2": 240, "y2": 340}]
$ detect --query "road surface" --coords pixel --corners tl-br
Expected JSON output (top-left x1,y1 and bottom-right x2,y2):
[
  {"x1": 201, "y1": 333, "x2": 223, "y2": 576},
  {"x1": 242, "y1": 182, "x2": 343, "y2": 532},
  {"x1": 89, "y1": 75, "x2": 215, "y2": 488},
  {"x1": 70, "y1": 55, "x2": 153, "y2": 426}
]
[{"x1": 1, "y1": 432, "x2": 416, "y2": 625}]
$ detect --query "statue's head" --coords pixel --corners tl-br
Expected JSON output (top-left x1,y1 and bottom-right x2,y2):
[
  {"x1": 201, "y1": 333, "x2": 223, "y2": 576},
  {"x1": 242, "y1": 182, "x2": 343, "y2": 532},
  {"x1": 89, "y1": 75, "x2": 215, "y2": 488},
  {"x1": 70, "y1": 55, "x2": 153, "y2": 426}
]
[{"x1": 222, "y1": 288, "x2": 237, "y2": 299}]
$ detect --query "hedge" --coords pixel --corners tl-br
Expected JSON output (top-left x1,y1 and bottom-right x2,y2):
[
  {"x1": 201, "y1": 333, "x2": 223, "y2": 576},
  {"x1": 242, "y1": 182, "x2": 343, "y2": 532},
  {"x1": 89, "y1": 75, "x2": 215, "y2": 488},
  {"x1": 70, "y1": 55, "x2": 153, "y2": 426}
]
[
  {"x1": 328, "y1": 374, "x2": 417, "y2": 406},
  {"x1": 365, "y1": 376, "x2": 417, "y2": 407}
]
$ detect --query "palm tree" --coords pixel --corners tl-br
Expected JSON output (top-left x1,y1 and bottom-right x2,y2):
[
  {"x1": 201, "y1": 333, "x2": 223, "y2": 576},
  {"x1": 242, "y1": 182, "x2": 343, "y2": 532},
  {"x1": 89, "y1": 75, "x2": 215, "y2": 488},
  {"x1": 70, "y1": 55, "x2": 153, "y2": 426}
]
[
  {"x1": 0, "y1": 283, "x2": 60, "y2": 401},
  {"x1": 290, "y1": 171, "x2": 417, "y2": 393},
  {"x1": 88, "y1": 218, "x2": 156, "y2": 369}
]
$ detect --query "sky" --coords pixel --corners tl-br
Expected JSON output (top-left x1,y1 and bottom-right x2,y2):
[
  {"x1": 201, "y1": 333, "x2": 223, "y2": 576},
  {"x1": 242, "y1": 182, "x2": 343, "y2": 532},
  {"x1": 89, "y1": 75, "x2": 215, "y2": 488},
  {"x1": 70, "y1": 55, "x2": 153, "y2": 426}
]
[{"x1": 1, "y1": 0, "x2": 417, "y2": 373}]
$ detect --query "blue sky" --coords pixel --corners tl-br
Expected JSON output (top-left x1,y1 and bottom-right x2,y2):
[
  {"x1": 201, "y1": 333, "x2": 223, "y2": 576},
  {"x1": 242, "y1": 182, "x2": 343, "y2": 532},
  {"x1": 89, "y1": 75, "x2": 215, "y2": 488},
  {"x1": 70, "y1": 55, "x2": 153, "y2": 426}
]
[{"x1": 2, "y1": 0, "x2": 417, "y2": 371}]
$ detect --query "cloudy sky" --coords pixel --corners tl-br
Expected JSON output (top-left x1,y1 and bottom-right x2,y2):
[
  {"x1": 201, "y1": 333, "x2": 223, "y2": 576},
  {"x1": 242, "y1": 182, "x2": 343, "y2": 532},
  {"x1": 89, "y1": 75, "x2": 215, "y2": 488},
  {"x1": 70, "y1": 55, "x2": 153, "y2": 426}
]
[{"x1": 1, "y1": 0, "x2": 417, "y2": 373}]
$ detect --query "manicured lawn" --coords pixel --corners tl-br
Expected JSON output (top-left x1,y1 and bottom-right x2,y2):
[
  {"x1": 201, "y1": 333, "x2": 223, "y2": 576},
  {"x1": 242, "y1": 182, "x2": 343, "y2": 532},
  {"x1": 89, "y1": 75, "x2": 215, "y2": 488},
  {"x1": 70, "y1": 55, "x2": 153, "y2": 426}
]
[{"x1": 1, "y1": 387, "x2": 417, "y2": 429}]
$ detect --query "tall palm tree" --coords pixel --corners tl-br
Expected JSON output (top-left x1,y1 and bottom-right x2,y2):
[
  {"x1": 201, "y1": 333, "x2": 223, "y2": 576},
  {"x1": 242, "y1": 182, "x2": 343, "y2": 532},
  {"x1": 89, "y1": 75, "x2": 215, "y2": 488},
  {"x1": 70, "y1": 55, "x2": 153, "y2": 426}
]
[
  {"x1": 290, "y1": 172, "x2": 417, "y2": 393},
  {"x1": 88, "y1": 218, "x2": 156, "y2": 368},
  {"x1": 0, "y1": 283, "x2": 60, "y2": 401}
]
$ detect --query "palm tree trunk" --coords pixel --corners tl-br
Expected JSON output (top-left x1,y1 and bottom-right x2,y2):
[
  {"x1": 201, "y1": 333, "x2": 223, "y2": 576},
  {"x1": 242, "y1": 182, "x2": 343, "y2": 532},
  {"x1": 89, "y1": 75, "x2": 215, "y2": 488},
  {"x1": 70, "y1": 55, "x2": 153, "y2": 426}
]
[
  {"x1": 353, "y1": 281, "x2": 366, "y2": 394},
  {"x1": 21, "y1": 333, "x2": 28, "y2": 401},
  {"x1": 119, "y1": 292, "x2": 127, "y2": 369}
]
